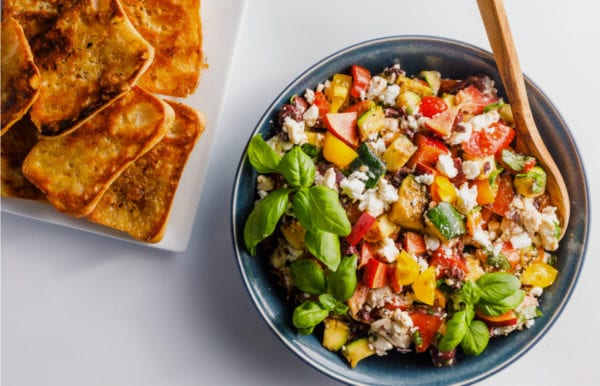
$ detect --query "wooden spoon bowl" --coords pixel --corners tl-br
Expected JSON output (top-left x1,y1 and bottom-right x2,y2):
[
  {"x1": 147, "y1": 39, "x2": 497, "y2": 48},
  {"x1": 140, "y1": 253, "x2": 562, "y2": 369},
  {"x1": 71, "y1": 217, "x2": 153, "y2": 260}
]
[{"x1": 477, "y1": 0, "x2": 570, "y2": 239}]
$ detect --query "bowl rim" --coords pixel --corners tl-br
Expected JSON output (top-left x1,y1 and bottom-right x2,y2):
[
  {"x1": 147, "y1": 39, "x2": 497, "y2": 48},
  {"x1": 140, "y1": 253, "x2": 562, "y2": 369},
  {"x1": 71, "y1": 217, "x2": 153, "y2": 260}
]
[{"x1": 230, "y1": 34, "x2": 590, "y2": 386}]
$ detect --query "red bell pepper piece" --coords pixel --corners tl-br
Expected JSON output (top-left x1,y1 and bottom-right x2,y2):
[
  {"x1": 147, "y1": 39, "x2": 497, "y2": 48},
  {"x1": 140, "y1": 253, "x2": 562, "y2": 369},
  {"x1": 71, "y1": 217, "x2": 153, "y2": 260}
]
[
  {"x1": 409, "y1": 310, "x2": 444, "y2": 352},
  {"x1": 402, "y1": 231, "x2": 427, "y2": 255},
  {"x1": 350, "y1": 65, "x2": 371, "y2": 99},
  {"x1": 342, "y1": 99, "x2": 376, "y2": 117},
  {"x1": 324, "y1": 112, "x2": 359, "y2": 149},
  {"x1": 407, "y1": 133, "x2": 450, "y2": 168},
  {"x1": 346, "y1": 211, "x2": 376, "y2": 247},
  {"x1": 362, "y1": 258, "x2": 388, "y2": 289},
  {"x1": 359, "y1": 242, "x2": 376, "y2": 269}
]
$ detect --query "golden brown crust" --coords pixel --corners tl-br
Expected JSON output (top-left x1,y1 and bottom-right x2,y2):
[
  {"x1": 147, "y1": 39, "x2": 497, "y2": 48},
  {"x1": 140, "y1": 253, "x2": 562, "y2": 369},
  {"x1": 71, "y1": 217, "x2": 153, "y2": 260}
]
[
  {"x1": 28, "y1": 0, "x2": 154, "y2": 136},
  {"x1": 22, "y1": 87, "x2": 173, "y2": 217},
  {"x1": 1, "y1": 116, "x2": 46, "y2": 200},
  {"x1": 1, "y1": 17, "x2": 41, "y2": 134},
  {"x1": 120, "y1": 0, "x2": 204, "y2": 97},
  {"x1": 87, "y1": 101, "x2": 205, "y2": 242},
  {"x1": 2, "y1": 0, "x2": 82, "y2": 40}
]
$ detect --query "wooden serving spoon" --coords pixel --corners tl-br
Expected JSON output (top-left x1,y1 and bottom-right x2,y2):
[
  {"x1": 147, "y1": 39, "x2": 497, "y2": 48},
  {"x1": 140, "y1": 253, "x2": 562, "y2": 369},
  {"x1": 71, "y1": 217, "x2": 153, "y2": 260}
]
[{"x1": 477, "y1": 0, "x2": 570, "y2": 239}]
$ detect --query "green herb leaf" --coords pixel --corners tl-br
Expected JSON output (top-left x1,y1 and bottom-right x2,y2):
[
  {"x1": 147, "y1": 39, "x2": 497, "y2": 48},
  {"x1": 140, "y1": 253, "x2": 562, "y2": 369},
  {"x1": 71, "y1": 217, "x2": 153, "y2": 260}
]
[
  {"x1": 318, "y1": 294, "x2": 337, "y2": 310},
  {"x1": 247, "y1": 134, "x2": 281, "y2": 173},
  {"x1": 327, "y1": 255, "x2": 358, "y2": 302},
  {"x1": 243, "y1": 189, "x2": 292, "y2": 255},
  {"x1": 460, "y1": 280, "x2": 481, "y2": 305},
  {"x1": 483, "y1": 100, "x2": 505, "y2": 113},
  {"x1": 476, "y1": 272, "x2": 521, "y2": 304},
  {"x1": 290, "y1": 259, "x2": 327, "y2": 295},
  {"x1": 305, "y1": 229, "x2": 341, "y2": 272},
  {"x1": 301, "y1": 143, "x2": 320, "y2": 158},
  {"x1": 278, "y1": 146, "x2": 315, "y2": 188},
  {"x1": 460, "y1": 320, "x2": 490, "y2": 356},
  {"x1": 293, "y1": 186, "x2": 351, "y2": 236},
  {"x1": 476, "y1": 290, "x2": 525, "y2": 317},
  {"x1": 438, "y1": 311, "x2": 468, "y2": 352},
  {"x1": 292, "y1": 301, "x2": 329, "y2": 330}
]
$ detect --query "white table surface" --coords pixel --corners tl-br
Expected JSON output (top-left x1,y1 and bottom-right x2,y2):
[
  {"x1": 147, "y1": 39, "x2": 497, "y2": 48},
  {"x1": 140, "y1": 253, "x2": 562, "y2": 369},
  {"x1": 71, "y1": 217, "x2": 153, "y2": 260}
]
[{"x1": 2, "y1": 1, "x2": 598, "y2": 385}]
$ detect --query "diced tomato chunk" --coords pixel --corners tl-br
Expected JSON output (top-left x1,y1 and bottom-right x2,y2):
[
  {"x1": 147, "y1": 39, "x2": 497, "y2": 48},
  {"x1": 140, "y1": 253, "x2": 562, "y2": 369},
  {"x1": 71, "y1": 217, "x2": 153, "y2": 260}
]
[
  {"x1": 487, "y1": 174, "x2": 514, "y2": 217},
  {"x1": 359, "y1": 242, "x2": 376, "y2": 269},
  {"x1": 350, "y1": 65, "x2": 371, "y2": 98},
  {"x1": 463, "y1": 121, "x2": 515, "y2": 157},
  {"x1": 429, "y1": 246, "x2": 468, "y2": 279},
  {"x1": 419, "y1": 95, "x2": 448, "y2": 118},
  {"x1": 456, "y1": 85, "x2": 499, "y2": 115},
  {"x1": 409, "y1": 311, "x2": 444, "y2": 352},
  {"x1": 313, "y1": 91, "x2": 330, "y2": 121},
  {"x1": 403, "y1": 231, "x2": 427, "y2": 255}
]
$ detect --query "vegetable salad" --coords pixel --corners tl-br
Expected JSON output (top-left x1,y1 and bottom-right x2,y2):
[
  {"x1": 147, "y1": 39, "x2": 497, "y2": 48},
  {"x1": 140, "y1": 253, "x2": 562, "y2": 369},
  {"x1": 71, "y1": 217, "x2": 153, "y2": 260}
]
[{"x1": 243, "y1": 62, "x2": 561, "y2": 368}]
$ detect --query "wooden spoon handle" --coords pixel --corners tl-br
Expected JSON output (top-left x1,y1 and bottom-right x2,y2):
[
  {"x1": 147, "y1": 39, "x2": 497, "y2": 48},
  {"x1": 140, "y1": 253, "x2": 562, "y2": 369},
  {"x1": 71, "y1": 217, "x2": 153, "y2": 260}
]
[{"x1": 476, "y1": 0, "x2": 570, "y2": 239}]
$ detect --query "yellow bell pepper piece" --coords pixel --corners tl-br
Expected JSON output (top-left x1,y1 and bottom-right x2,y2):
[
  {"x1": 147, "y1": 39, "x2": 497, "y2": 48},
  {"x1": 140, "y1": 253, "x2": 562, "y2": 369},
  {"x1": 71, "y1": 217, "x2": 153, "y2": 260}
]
[
  {"x1": 394, "y1": 250, "x2": 420, "y2": 286},
  {"x1": 521, "y1": 262, "x2": 558, "y2": 288},
  {"x1": 432, "y1": 175, "x2": 457, "y2": 203},
  {"x1": 413, "y1": 266, "x2": 436, "y2": 305},
  {"x1": 326, "y1": 74, "x2": 352, "y2": 113},
  {"x1": 322, "y1": 132, "x2": 358, "y2": 168}
]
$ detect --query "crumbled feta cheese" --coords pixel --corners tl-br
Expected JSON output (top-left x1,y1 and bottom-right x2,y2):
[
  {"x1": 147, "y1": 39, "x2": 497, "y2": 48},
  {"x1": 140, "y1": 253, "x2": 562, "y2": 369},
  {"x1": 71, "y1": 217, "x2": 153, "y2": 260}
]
[
  {"x1": 436, "y1": 153, "x2": 458, "y2": 178},
  {"x1": 379, "y1": 237, "x2": 400, "y2": 263},
  {"x1": 316, "y1": 82, "x2": 326, "y2": 93},
  {"x1": 358, "y1": 189, "x2": 385, "y2": 217},
  {"x1": 370, "y1": 137, "x2": 387, "y2": 155},
  {"x1": 256, "y1": 175, "x2": 274, "y2": 192},
  {"x1": 302, "y1": 104, "x2": 320, "y2": 128},
  {"x1": 424, "y1": 234, "x2": 440, "y2": 251},
  {"x1": 414, "y1": 174, "x2": 434, "y2": 185},
  {"x1": 405, "y1": 114, "x2": 419, "y2": 129},
  {"x1": 383, "y1": 117, "x2": 400, "y2": 134},
  {"x1": 462, "y1": 160, "x2": 481, "y2": 180},
  {"x1": 377, "y1": 178, "x2": 399, "y2": 205},
  {"x1": 448, "y1": 122, "x2": 472, "y2": 145},
  {"x1": 368, "y1": 309, "x2": 414, "y2": 355},
  {"x1": 282, "y1": 116, "x2": 307, "y2": 145},
  {"x1": 266, "y1": 135, "x2": 294, "y2": 155},
  {"x1": 303, "y1": 88, "x2": 315, "y2": 104},
  {"x1": 456, "y1": 183, "x2": 478, "y2": 214},
  {"x1": 367, "y1": 287, "x2": 394, "y2": 309},
  {"x1": 315, "y1": 167, "x2": 339, "y2": 192},
  {"x1": 383, "y1": 84, "x2": 401, "y2": 106},
  {"x1": 366, "y1": 76, "x2": 388, "y2": 100},
  {"x1": 510, "y1": 231, "x2": 532, "y2": 249},
  {"x1": 511, "y1": 196, "x2": 559, "y2": 251},
  {"x1": 530, "y1": 287, "x2": 544, "y2": 298},
  {"x1": 470, "y1": 109, "x2": 500, "y2": 132},
  {"x1": 472, "y1": 227, "x2": 492, "y2": 249},
  {"x1": 340, "y1": 173, "x2": 367, "y2": 200}
]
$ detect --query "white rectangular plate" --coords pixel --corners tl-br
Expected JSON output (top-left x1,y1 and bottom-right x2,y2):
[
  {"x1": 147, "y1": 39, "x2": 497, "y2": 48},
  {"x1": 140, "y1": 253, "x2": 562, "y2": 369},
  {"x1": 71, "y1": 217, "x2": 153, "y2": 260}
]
[{"x1": 1, "y1": 0, "x2": 247, "y2": 252}]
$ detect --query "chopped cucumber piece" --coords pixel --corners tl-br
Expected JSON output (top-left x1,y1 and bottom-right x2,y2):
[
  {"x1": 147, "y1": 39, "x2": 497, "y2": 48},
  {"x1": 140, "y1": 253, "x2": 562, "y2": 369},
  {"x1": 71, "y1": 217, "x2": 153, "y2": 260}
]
[
  {"x1": 322, "y1": 318, "x2": 350, "y2": 352},
  {"x1": 342, "y1": 338, "x2": 375, "y2": 368},
  {"x1": 426, "y1": 202, "x2": 466, "y2": 240},
  {"x1": 420, "y1": 70, "x2": 442, "y2": 95}
]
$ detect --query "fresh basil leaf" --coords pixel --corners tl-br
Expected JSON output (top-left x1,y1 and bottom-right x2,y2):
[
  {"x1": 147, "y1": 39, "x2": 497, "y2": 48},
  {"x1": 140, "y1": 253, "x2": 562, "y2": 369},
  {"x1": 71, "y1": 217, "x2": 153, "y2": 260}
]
[
  {"x1": 292, "y1": 301, "x2": 329, "y2": 329},
  {"x1": 278, "y1": 146, "x2": 315, "y2": 188},
  {"x1": 460, "y1": 280, "x2": 481, "y2": 305},
  {"x1": 301, "y1": 143, "x2": 320, "y2": 158},
  {"x1": 476, "y1": 290, "x2": 524, "y2": 317},
  {"x1": 305, "y1": 229, "x2": 341, "y2": 272},
  {"x1": 247, "y1": 134, "x2": 281, "y2": 173},
  {"x1": 306, "y1": 186, "x2": 352, "y2": 236},
  {"x1": 328, "y1": 255, "x2": 358, "y2": 302},
  {"x1": 292, "y1": 188, "x2": 314, "y2": 231},
  {"x1": 318, "y1": 294, "x2": 337, "y2": 310},
  {"x1": 460, "y1": 320, "x2": 490, "y2": 356},
  {"x1": 333, "y1": 301, "x2": 349, "y2": 315},
  {"x1": 243, "y1": 189, "x2": 292, "y2": 255},
  {"x1": 476, "y1": 272, "x2": 521, "y2": 304},
  {"x1": 290, "y1": 259, "x2": 327, "y2": 295},
  {"x1": 297, "y1": 326, "x2": 315, "y2": 335},
  {"x1": 438, "y1": 311, "x2": 468, "y2": 352}
]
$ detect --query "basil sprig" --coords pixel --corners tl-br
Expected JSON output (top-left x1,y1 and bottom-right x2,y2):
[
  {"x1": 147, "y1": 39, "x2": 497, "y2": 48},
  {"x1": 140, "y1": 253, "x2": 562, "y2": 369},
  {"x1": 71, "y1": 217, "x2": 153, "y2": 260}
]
[
  {"x1": 243, "y1": 135, "x2": 351, "y2": 268},
  {"x1": 439, "y1": 272, "x2": 524, "y2": 356},
  {"x1": 291, "y1": 255, "x2": 358, "y2": 334}
]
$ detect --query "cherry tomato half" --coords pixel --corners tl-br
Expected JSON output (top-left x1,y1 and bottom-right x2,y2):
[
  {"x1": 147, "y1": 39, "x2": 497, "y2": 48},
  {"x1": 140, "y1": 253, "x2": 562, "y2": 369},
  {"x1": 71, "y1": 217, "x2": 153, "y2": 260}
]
[
  {"x1": 419, "y1": 95, "x2": 448, "y2": 118},
  {"x1": 462, "y1": 121, "x2": 515, "y2": 157}
]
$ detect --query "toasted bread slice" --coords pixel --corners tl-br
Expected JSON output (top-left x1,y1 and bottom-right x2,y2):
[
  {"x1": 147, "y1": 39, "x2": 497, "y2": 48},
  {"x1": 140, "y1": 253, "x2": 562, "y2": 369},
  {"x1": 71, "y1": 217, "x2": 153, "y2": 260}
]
[
  {"x1": 22, "y1": 87, "x2": 174, "y2": 217},
  {"x1": 1, "y1": 17, "x2": 41, "y2": 134},
  {"x1": 1, "y1": 116, "x2": 45, "y2": 200},
  {"x1": 28, "y1": 0, "x2": 154, "y2": 136},
  {"x1": 1, "y1": 0, "x2": 81, "y2": 41},
  {"x1": 121, "y1": 0, "x2": 204, "y2": 97},
  {"x1": 88, "y1": 101, "x2": 205, "y2": 242}
]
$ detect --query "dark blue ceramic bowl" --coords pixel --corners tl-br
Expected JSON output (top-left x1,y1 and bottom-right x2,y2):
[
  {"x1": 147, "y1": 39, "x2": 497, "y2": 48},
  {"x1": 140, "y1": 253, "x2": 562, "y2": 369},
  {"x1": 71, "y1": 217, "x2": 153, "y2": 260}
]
[{"x1": 231, "y1": 36, "x2": 589, "y2": 385}]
